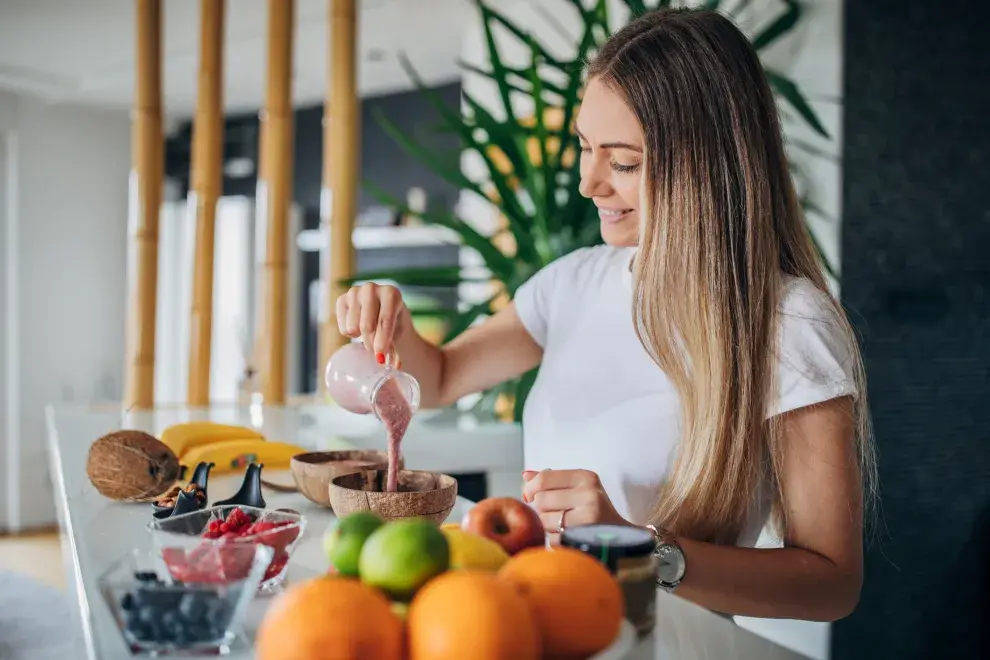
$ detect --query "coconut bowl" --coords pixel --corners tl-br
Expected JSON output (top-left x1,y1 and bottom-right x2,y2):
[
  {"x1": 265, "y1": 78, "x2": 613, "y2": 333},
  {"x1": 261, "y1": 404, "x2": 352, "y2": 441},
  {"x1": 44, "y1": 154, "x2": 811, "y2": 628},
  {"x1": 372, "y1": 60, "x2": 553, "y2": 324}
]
[
  {"x1": 290, "y1": 450, "x2": 400, "y2": 509},
  {"x1": 329, "y1": 470, "x2": 457, "y2": 524}
]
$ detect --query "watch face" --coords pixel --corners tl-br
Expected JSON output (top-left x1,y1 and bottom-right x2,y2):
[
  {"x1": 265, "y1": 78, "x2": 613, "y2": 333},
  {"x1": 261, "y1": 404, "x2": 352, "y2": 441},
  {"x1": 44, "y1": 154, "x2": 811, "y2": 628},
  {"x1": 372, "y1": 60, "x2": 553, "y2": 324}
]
[{"x1": 656, "y1": 545, "x2": 685, "y2": 584}]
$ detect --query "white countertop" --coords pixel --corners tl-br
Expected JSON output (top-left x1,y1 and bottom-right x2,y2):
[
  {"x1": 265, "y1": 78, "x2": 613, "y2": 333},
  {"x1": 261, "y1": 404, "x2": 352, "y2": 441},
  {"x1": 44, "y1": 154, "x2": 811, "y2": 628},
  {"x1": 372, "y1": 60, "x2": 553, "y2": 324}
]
[{"x1": 46, "y1": 403, "x2": 808, "y2": 660}]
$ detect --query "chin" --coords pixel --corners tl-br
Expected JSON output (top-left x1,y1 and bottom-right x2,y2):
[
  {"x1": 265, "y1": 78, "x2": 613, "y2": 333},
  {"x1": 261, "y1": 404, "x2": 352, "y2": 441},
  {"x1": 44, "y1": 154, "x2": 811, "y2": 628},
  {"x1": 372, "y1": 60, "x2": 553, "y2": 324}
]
[{"x1": 600, "y1": 221, "x2": 639, "y2": 247}]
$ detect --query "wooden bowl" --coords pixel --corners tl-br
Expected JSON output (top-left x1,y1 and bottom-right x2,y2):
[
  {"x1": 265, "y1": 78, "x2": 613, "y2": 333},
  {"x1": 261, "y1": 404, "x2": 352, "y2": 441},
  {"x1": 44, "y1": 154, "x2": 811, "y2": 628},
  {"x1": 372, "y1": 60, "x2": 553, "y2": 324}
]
[
  {"x1": 290, "y1": 450, "x2": 397, "y2": 508},
  {"x1": 329, "y1": 470, "x2": 458, "y2": 524}
]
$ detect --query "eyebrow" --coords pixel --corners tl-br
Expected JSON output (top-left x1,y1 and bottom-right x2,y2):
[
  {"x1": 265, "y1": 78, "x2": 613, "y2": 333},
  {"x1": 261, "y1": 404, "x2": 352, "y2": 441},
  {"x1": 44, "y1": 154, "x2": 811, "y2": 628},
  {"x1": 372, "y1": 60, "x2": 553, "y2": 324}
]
[{"x1": 575, "y1": 126, "x2": 643, "y2": 153}]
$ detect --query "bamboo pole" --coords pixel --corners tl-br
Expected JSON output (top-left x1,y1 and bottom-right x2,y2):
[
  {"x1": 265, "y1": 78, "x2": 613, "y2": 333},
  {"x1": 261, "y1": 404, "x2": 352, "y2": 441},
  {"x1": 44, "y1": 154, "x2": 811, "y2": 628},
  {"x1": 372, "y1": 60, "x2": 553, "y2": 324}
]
[
  {"x1": 124, "y1": 0, "x2": 163, "y2": 409},
  {"x1": 318, "y1": 0, "x2": 359, "y2": 387},
  {"x1": 256, "y1": 0, "x2": 295, "y2": 404},
  {"x1": 187, "y1": 0, "x2": 226, "y2": 406}
]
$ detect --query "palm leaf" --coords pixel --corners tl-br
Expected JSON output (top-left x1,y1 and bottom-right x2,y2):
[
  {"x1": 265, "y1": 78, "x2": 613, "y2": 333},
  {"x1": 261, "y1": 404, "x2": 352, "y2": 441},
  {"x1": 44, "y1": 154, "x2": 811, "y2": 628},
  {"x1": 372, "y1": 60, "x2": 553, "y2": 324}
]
[
  {"x1": 390, "y1": 56, "x2": 541, "y2": 264},
  {"x1": 363, "y1": 182, "x2": 517, "y2": 282},
  {"x1": 341, "y1": 266, "x2": 486, "y2": 288},
  {"x1": 512, "y1": 368, "x2": 539, "y2": 422},
  {"x1": 525, "y1": 40, "x2": 555, "y2": 254},
  {"x1": 473, "y1": 1, "x2": 569, "y2": 71},
  {"x1": 444, "y1": 297, "x2": 496, "y2": 343},
  {"x1": 458, "y1": 60, "x2": 569, "y2": 101},
  {"x1": 478, "y1": 3, "x2": 522, "y2": 128},
  {"x1": 799, "y1": 197, "x2": 837, "y2": 278},
  {"x1": 460, "y1": 94, "x2": 543, "y2": 264},
  {"x1": 765, "y1": 69, "x2": 830, "y2": 138},
  {"x1": 372, "y1": 107, "x2": 479, "y2": 195},
  {"x1": 751, "y1": 0, "x2": 801, "y2": 51}
]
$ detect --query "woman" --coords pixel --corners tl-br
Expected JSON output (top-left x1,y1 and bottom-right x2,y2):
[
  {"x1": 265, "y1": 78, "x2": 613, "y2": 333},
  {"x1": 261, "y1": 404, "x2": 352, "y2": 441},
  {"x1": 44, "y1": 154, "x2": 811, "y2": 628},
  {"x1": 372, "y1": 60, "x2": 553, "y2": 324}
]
[{"x1": 335, "y1": 8, "x2": 873, "y2": 622}]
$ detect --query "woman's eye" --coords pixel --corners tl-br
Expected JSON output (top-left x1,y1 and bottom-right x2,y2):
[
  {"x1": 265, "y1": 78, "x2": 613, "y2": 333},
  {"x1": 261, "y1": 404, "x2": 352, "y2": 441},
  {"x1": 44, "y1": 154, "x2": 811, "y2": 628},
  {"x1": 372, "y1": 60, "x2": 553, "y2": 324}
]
[
  {"x1": 579, "y1": 144, "x2": 591, "y2": 153},
  {"x1": 611, "y1": 161, "x2": 640, "y2": 173}
]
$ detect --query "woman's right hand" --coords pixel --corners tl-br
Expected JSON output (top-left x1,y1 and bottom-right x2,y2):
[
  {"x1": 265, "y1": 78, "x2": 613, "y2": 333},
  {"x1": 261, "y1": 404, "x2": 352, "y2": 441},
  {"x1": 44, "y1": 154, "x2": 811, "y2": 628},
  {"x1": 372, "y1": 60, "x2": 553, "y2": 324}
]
[{"x1": 335, "y1": 283, "x2": 412, "y2": 358}]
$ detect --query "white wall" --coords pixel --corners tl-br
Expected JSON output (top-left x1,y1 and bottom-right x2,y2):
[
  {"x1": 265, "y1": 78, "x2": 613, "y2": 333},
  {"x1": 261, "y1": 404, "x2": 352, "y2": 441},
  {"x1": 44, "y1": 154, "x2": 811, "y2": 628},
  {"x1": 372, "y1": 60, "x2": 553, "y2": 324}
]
[
  {"x1": 0, "y1": 90, "x2": 131, "y2": 530},
  {"x1": 459, "y1": 2, "x2": 842, "y2": 659}
]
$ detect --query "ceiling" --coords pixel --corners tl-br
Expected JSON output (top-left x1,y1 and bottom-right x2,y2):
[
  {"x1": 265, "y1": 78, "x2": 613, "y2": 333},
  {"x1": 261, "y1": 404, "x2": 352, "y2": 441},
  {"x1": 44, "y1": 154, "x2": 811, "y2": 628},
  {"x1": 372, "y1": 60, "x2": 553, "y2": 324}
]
[{"x1": 0, "y1": 0, "x2": 512, "y2": 119}]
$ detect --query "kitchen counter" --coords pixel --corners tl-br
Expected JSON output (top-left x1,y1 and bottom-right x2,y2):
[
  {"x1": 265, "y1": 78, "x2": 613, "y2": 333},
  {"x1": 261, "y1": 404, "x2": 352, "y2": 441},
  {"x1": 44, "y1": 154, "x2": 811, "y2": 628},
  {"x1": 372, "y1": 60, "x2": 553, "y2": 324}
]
[{"x1": 46, "y1": 403, "x2": 808, "y2": 659}]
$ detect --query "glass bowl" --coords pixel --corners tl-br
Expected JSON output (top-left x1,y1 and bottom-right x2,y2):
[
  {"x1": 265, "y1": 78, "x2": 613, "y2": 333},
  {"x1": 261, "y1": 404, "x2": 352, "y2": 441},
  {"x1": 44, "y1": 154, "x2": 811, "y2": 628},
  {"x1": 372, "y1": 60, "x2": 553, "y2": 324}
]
[
  {"x1": 97, "y1": 545, "x2": 272, "y2": 656},
  {"x1": 147, "y1": 505, "x2": 307, "y2": 592}
]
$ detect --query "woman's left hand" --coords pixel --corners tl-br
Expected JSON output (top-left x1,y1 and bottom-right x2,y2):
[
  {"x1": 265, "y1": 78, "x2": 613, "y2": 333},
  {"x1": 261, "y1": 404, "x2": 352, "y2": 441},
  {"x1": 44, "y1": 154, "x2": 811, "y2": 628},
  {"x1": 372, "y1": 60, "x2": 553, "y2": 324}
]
[{"x1": 522, "y1": 469, "x2": 629, "y2": 544}]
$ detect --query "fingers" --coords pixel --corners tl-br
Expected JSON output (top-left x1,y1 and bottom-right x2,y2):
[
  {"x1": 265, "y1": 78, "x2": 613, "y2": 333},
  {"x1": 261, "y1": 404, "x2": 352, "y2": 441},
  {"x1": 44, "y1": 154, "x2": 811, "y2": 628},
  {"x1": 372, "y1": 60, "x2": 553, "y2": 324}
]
[
  {"x1": 531, "y1": 487, "x2": 597, "y2": 514},
  {"x1": 335, "y1": 295, "x2": 352, "y2": 337},
  {"x1": 522, "y1": 469, "x2": 599, "y2": 503},
  {"x1": 345, "y1": 291, "x2": 362, "y2": 339},
  {"x1": 357, "y1": 284, "x2": 381, "y2": 351},
  {"x1": 537, "y1": 505, "x2": 596, "y2": 534},
  {"x1": 374, "y1": 286, "x2": 403, "y2": 356},
  {"x1": 334, "y1": 284, "x2": 406, "y2": 356}
]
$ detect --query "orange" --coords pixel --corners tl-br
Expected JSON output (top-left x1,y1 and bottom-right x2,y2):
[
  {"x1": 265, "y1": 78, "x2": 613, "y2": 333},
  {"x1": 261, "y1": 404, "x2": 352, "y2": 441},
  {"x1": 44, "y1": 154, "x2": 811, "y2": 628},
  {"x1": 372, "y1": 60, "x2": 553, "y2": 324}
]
[
  {"x1": 407, "y1": 570, "x2": 540, "y2": 660},
  {"x1": 256, "y1": 576, "x2": 403, "y2": 660},
  {"x1": 499, "y1": 547, "x2": 624, "y2": 659}
]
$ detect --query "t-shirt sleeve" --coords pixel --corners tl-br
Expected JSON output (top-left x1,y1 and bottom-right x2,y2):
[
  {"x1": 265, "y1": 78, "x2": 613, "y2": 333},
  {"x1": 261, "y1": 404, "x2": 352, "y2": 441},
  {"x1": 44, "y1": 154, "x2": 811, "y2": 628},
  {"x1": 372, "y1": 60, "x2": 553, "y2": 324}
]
[
  {"x1": 771, "y1": 279, "x2": 860, "y2": 418},
  {"x1": 513, "y1": 249, "x2": 584, "y2": 348}
]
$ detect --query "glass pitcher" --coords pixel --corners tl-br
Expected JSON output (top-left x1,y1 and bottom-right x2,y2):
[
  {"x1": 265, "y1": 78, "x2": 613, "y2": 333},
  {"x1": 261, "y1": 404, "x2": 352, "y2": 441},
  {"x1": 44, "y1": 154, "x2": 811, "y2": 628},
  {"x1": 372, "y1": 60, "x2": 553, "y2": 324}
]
[{"x1": 324, "y1": 342, "x2": 421, "y2": 419}]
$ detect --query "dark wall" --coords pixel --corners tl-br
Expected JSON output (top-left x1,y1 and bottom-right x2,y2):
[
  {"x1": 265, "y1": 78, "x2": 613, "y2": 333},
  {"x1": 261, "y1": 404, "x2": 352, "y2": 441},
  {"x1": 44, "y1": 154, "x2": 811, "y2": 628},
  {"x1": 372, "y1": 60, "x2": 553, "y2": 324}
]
[
  {"x1": 165, "y1": 82, "x2": 462, "y2": 222},
  {"x1": 835, "y1": 1, "x2": 990, "y2": 658}
]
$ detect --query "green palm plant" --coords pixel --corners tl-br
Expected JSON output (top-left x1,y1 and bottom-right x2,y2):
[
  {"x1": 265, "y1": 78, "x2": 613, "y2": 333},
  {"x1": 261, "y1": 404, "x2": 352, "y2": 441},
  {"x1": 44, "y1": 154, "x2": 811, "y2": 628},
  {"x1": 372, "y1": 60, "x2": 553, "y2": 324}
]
[{"x1": 352, "y1": 0, "x2": 832, "y2": 421}]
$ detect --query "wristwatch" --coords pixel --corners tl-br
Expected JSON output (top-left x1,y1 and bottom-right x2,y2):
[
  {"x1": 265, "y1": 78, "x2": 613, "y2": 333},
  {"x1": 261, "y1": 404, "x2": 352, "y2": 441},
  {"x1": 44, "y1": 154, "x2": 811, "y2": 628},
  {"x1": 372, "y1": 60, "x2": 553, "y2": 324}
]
[{"x1": 645, "y1": 524, "x2": 686, "y2": 593}]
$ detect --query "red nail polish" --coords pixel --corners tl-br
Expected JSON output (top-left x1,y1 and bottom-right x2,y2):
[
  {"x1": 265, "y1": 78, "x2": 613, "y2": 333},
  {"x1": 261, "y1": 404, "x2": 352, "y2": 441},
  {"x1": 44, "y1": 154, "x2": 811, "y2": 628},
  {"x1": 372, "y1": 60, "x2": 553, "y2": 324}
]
[{"x1": 376, "y1": 352, "x2": 386, "y2": 365}]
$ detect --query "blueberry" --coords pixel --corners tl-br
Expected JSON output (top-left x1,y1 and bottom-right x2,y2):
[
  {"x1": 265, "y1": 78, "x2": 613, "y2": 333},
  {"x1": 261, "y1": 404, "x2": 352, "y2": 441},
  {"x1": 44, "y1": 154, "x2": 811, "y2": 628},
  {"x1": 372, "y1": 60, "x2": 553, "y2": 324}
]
[
  {"x1": 162, "y1": 611, "x2": 179, "y2": 629},
  {"x1": 206, "y1": 598, "x2": 231, "y2": 622},
  {"x1": 120, "y1": 592, "x2": 135, "y2": 611},
  {"x1": 137, "y1": 605, "x2": 156, "y2": 626},
  {"x1": 178, "y1": 592, "x2": 208, "y2": 621},
  {"x1": 163, "y1": 617, "x2": 184, "y2": 644},
  {"x1": 186, "y1": 623, "x2": 210, "y2": 643},
  {"x1": 124, "y1": 623, "x2": 149, "y2": 642}
]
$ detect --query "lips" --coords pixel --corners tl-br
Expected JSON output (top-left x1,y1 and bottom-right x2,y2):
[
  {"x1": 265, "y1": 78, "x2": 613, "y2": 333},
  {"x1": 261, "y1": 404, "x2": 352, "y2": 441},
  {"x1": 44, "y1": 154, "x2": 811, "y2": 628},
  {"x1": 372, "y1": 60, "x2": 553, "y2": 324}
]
[{"x1": 597, "y1": 207, "x2": 633, "y2": 224}]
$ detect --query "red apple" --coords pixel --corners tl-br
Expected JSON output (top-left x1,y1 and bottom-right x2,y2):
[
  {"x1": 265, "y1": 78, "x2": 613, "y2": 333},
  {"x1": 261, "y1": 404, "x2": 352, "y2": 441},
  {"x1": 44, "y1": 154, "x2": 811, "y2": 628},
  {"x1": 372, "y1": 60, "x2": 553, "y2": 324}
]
[{"x1": 461, "y1": 497, "x2": 545, "y2": 555}]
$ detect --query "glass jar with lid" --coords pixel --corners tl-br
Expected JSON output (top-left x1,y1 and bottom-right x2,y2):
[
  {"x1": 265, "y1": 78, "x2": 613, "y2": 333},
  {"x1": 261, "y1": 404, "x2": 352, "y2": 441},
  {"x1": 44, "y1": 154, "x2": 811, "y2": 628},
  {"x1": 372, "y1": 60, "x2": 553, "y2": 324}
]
[{"x1": 561, "y1": 524, "x2": 657, "y2": 638}]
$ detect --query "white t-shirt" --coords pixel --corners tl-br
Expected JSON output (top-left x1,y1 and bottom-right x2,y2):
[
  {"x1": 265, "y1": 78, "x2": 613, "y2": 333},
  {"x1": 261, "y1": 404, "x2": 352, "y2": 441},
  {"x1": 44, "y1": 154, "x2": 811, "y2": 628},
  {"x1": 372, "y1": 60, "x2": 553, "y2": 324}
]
[{"x1": 514, "y1": 245, "x2": 857, "y2": 547}]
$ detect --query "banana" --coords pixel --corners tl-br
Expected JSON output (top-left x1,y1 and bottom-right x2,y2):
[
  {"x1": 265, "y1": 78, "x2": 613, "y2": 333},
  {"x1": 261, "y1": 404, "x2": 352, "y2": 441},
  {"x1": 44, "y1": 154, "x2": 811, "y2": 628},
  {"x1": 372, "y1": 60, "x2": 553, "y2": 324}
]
[
  {"x1": 179, "y1": 439, "x2": 305, "y2": 473},
  {"x1": 160, "y1": 422, "x2": 265, "y2": 457}
]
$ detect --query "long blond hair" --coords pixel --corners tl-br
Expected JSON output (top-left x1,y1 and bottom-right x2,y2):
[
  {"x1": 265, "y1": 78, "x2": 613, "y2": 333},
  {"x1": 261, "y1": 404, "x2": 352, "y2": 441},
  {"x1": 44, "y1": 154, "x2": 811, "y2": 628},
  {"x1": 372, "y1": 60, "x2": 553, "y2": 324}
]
[{"x1": 589, "y1": 8, "x2": 874, "y2": 544}]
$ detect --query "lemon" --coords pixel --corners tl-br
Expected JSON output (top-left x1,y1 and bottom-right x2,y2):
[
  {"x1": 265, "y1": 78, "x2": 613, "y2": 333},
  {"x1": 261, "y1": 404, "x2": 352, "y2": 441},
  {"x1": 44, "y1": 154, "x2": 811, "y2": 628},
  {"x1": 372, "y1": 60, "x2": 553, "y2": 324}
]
[{"x1": 442, "y1": 527, "x2": 510, "y2": 572}]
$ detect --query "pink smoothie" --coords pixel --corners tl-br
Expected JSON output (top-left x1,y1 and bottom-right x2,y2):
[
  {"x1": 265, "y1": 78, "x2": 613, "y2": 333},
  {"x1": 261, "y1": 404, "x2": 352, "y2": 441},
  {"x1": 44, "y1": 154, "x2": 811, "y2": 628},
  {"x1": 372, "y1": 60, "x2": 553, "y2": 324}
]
[{"x1": 374, "y1": 377, "x2": 413, "y2": 493}]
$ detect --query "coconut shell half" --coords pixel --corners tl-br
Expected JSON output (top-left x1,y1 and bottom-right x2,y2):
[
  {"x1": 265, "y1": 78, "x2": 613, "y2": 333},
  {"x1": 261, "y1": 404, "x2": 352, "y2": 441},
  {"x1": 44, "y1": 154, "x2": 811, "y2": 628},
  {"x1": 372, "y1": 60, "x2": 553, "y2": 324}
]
[{"x1": 86, "y1": 430, "x2": 181, "y2": 502}]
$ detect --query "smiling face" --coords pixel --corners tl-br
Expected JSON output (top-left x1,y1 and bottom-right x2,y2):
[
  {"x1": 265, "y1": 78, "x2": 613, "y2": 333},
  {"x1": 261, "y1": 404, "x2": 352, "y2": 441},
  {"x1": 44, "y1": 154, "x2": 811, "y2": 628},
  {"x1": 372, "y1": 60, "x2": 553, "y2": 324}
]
[{"x1": 576, "y1": 77, "x2": 645, "y2": 247}]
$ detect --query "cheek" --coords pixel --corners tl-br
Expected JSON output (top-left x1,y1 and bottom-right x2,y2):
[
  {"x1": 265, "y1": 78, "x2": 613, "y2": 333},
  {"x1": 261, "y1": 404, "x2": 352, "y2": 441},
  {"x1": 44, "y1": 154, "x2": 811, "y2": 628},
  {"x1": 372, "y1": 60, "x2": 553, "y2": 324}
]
[{"x1": 614, "y1": 173, "x2": 642, "y2": 212}]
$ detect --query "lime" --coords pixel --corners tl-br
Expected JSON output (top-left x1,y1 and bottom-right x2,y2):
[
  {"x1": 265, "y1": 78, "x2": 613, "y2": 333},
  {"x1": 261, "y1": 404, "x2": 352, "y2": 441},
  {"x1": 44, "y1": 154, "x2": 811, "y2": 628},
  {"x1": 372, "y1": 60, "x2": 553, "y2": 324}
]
[
  {"x1": 359, "y1": 519, "x2": 450, "y2": 599},
  {"x1": 323, "y1": 512, "x2": 385, "y2": 577},
  {"x1": 390, "y1": 600, "x2": 409, "y2": 621}
]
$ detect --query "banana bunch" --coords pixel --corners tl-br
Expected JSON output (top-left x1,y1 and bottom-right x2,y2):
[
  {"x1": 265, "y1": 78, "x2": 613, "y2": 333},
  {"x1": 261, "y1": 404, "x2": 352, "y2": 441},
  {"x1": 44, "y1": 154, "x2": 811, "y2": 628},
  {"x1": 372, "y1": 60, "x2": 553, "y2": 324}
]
[{"x1": 159, "y1": 422, "x2": 306, "y2": 474}]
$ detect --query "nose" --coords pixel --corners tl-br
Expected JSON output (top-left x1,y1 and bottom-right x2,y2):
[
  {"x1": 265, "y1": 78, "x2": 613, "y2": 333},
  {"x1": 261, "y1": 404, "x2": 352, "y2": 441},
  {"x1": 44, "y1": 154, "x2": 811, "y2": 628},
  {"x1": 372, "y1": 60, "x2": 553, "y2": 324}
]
[{"x1": 578, "y1": 153, "x2": 612, "y2": 199}]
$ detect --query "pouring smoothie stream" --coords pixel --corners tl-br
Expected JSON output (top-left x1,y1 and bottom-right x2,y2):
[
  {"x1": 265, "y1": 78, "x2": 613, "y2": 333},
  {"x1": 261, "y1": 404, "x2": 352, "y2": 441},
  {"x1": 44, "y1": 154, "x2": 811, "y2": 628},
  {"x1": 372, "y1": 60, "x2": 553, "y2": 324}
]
[{"x1": 325, "y1": 342, "x2": 419, "y2": 492}]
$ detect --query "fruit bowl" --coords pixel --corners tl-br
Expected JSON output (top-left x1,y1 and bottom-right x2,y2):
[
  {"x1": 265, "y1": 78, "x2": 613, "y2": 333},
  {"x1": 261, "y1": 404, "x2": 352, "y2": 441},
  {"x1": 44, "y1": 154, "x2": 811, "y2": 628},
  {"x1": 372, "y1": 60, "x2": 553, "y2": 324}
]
[
  {"x1": 147, "y1": 505, "x2": 306, "y2": 592},
  {"x1": 97, "y1": 545, "x2": 272, "y2": 655},
  {"x1": 290, "y1": 450, "x2": 399, "y2": 509},
  {"x1": 329, "y1": 470, "x2": 457, "y2": 524}
]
